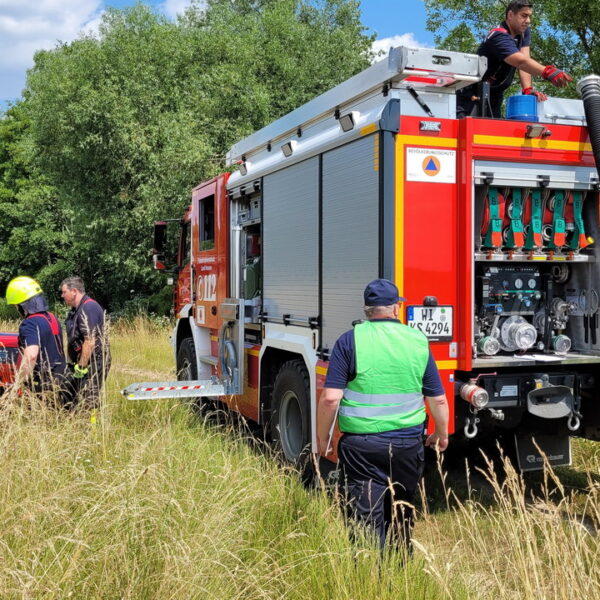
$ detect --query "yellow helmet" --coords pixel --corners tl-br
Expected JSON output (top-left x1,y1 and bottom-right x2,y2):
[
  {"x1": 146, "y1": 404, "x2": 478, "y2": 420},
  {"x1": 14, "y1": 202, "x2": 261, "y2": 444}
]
[{"x1": 5, "y1": 276, "x2": 43, "y2": 305}]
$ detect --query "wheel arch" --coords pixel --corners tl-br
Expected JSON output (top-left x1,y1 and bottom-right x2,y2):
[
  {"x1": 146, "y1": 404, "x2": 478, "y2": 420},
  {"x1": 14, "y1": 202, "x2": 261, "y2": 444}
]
[
  {"x1": 173, "y1": 313, "x2": 212, "y2": 380},
  {"x1": 258, "y1": 325, "x2": 318, "y2": 450}
]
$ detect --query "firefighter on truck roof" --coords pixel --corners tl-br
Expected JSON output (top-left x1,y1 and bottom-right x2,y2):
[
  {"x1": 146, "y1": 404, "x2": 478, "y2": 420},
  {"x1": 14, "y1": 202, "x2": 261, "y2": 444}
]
[
  {"x1": 456, "y1": 1, "x2": 572, "y2": 119},
  {"x1": 5, "y1": 276, "x2": 70, "y2": 404},
  {"x1": 317, "y1": 279, "x2": 449, "y2": 554}
]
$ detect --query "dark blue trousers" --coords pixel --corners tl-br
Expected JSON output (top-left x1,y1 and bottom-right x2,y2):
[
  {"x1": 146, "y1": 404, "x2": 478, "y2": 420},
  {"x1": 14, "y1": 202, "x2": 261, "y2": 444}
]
[
  {"x1": 338, "y1": 433, "x2": 425, "y2": 551},
  {"x1": 456, "y1": 86, "x2": 503, "y2": 119}
]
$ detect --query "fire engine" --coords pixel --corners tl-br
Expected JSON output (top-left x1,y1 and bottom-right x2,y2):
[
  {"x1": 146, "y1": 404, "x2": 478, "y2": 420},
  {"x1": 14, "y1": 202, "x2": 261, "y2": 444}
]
[{"x1": 121, "y1": 45, "x2": 599, "y2": 470}]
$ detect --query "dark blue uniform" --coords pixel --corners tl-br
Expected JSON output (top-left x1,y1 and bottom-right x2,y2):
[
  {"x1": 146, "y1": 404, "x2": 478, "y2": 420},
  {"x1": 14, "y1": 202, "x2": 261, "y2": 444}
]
[
  {"x1": 456, "y1": 22, "x2": 531, "y2": 118},
  {"x1": 65, "y1": 295, "x2": 110, "y2": 408},
  {"x1": 19, "y1": 312, "x2": 68, "y2": 396},
  {"x1": 326, "y1": 318, "x2": 444, "y2": 551}
]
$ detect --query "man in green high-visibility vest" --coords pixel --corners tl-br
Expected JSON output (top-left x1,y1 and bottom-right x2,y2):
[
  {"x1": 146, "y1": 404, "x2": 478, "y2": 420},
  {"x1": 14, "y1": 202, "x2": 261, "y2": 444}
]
[{"x1": 317, "y1": 279, "x2": 449, "y2": 553}]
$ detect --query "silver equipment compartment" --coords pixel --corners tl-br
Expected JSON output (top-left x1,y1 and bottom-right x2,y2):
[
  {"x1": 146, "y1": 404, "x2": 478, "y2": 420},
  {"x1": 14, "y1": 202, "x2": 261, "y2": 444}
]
[
  {"x1": 262, "y1": 157, "x2": 319, "y2": 323},
  {"x1": 321, "y1": 134, "x2": 380, "y2": 350}
]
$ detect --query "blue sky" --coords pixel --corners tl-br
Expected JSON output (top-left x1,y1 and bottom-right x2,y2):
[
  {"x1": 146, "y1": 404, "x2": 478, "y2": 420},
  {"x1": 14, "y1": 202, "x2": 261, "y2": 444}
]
[
  {"x1": 361, "y1": 1, "x2": 432, "y2": 43},
  {"x1": 0, "y1": 0, "x2": 433, "y2": 107}
]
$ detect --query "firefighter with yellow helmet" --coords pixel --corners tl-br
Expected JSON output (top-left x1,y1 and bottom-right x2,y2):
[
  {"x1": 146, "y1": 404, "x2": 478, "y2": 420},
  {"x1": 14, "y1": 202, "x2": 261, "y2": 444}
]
[{"x1": 5, "y1": 276, "x2": 69, "y2": 402}]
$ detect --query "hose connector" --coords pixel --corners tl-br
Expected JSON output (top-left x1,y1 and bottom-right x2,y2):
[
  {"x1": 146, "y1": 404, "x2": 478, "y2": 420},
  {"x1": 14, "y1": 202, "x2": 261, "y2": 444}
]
[{"x1": 460, "y1": 381, "x2": 489, "y2": 409}]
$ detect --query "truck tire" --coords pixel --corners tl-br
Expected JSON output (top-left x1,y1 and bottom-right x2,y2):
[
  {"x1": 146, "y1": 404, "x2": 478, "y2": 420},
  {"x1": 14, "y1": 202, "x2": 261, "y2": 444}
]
[
  {"x1": 271, "y1": 359, "x2": 311, "y2": 466},
  {"x1": 177, "y1": 338, "x2": 197, "y2": 380},
  {"x1": 177, "y1": 337, "x2": 210, "y2": 414}
]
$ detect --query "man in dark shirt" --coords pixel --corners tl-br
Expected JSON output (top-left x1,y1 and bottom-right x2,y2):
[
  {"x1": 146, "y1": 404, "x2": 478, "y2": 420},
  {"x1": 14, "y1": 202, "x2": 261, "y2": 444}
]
[
  {"x1": 317, "y1": 279, "x2": 449, "y2": 553},
  {"x1": 60, "y1": 276, "x2": 110, "y2": 409},
  {"x1": 456, "y1": 1, "x2": 572, "y2": 118},
  {"x1": 5, "y1": 276, "x2": 69, "y2": 404}
]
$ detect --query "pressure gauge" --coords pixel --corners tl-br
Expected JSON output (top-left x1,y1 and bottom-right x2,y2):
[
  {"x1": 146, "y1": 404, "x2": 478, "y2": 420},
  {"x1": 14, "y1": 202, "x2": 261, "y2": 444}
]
[
  {"x1": 514, "y1": 278, "x2": 523, "y2": 289},
  {"x1": 528, "y1": 278, "x2": 537, "y2": 289}
]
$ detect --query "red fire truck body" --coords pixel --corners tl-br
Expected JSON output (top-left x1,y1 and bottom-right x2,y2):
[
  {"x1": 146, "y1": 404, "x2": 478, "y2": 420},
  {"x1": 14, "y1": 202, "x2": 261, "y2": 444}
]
[
  {"x1": 125, "y1": 46, "x2": 600, "y2": 470},
  {"x1": 0, "y1": 333, "x2": 18, "y2": 391}
]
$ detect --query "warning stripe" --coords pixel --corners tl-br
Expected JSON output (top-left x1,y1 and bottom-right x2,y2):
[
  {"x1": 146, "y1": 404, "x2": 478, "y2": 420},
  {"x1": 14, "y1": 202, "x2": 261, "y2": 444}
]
[{"x1": 141, "y1": 384, "x2": 207, "y2": 392}]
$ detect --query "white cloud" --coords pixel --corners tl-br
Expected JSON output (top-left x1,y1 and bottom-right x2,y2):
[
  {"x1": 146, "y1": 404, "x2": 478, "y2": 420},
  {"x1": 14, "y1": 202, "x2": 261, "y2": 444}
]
[
  {"x1": 0, "y1": 0, "x2": 103, "y2": 99},
  {"x1": 371, "y1": 33, "x2": 428, "y2": 60},
  {"x1": 0, "y1": 0, "x2": 212, "y2": 102},
  {"x1": 159, "y1": 0, "x2": 205, "y2": 20},
  {"x1": 80, "y1": 11, "x2": 105, "y2": 38}
]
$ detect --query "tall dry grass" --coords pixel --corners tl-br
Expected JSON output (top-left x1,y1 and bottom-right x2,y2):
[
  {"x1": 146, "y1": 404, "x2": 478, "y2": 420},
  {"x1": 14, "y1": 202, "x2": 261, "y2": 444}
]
[
  {"x1": 0, "y1": 316, "x2": 598, "y2": 599},
  {"x1": 417, "y1": 451, "x2": 600, "y2": 599}
]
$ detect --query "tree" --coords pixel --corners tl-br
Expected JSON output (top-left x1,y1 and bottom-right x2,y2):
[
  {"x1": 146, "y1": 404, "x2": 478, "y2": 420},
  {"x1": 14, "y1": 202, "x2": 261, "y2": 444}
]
[
  {"x1": 424, "y1": 0, "x2": 599, "y2": 97},
  {"x1": 0, "y1": 104, "x2": 70, "y2": 303},
  {"x1": 23, "y1": 0, "x2": 373, "y2": 309}
]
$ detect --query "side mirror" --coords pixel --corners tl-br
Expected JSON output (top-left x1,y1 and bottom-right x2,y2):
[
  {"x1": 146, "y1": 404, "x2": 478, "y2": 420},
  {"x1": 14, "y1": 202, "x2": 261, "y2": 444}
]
[{"x1": 153, "y1": 222, "x2": 169, "y2": 271}]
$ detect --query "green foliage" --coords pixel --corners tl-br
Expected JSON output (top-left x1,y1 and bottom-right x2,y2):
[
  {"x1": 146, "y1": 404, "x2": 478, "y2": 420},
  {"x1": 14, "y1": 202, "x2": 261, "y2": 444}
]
[
  {"x1": 16, "y1": 0, "x2": 372, "y2": 310},
  {"x1": 0, "y1": 298, "x2": 18, "y2": 320},
  {"x1": 112, "y1": 284, "x2": 174, "y2": 319},
  {"x1": 0, "y1": 104, "x2": 70, "y2": 296},
  {"x1": 424, "y1": 0, "x2": 599, "y2": 98},
  {"x1": 147, "y1": 284, "x2": 175, "y2": 316}
]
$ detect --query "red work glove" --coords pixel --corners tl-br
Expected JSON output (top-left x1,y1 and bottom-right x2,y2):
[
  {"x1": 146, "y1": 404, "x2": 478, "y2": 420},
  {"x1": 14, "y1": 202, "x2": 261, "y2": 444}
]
[
  {"x1": 522, "y1": 87, "x2": 548, "y2": 101},
  {"x1": 542, "y1": 65, "x2": 572, "y2": 88}
]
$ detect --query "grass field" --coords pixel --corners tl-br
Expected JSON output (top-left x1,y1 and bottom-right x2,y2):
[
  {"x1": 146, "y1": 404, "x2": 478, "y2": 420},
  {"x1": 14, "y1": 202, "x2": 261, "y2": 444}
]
[{"x1": 0, "y1": 316, "x2": 599, "y2": 599}]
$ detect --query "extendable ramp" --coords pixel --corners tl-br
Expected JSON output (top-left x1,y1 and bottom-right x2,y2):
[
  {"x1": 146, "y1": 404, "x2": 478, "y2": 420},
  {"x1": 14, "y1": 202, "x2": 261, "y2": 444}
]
[
  {"x1": 123, "y1": 299, "x2": 244, "y2": 401},
  {"x1": 122, "y1": 379, "x2": 225, "y2": 401}
]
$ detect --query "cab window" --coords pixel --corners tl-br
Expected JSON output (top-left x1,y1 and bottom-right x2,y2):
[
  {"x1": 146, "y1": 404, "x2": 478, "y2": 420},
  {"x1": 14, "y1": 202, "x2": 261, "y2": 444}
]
[
  {"x1": 178, "y1": 221, "x2": 190, "y2": 266},
  {"x1": 200, "y1": 196, "x2": 215, "y2": 250}
]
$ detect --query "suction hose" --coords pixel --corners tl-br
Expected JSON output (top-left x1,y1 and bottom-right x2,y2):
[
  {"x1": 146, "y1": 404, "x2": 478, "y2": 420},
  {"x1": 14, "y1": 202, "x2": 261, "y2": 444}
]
[{"x1": 577, "y1": 75, "x2": 600, "y2": 172}]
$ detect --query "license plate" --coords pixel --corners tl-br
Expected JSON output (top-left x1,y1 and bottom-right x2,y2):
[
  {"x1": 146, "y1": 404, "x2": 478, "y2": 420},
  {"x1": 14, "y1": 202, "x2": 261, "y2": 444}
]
[{"x1": 406, "y1": 305, "x2": 453, "y2": 341}]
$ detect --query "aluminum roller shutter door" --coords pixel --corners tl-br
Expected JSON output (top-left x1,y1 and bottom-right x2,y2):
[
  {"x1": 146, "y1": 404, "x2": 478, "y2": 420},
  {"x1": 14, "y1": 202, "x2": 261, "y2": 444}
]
[
  {"x1": 262, "y1": 157, "x2": 319, "y2": 321},
  {"x1": 322, "y1": 134, "x2": 379, "y2": 350}
]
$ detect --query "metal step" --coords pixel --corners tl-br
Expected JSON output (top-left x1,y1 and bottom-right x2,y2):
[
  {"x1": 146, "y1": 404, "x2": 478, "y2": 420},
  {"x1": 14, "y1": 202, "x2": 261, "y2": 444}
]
[{"x1": 122, "y1": 379, "x2": 225, "y2": 401}]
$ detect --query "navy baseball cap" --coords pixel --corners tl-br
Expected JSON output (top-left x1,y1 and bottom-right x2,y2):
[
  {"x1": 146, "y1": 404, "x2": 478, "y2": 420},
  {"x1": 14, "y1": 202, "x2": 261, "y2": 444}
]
[{"x1": 363, "y1": 279, "x2": 406, "y2": 306}]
